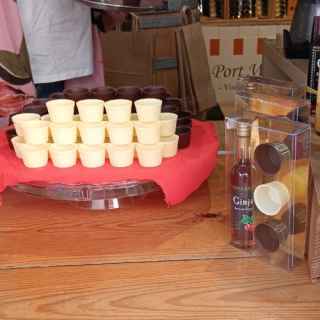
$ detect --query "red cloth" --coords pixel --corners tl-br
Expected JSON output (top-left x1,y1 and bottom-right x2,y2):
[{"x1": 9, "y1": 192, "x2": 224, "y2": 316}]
[{"x1": 0, "y1": 120, "x2": 219, "y2": 205}]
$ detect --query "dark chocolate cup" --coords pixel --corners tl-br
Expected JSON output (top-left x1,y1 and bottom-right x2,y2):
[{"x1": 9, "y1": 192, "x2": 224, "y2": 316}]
[
  {"x1": 142, "y1": 85, "x2": 169, "y2": 99},
  {"x1": 161, "y1": 104, "x2": 178, "y2": 113},
  {"x1": 117, "y1": 86, "x2": 142, "y2": 101},
  {"x1": 176, "y1": 126, "x2": 191, "y2": 149},
  {"x1": 63, "y1": 88, "x2": 91, "y2": 102},
  {"x1": 255, "y1": 219, "x2": 289, "y2": 252},
  {"x1": 49, "y1": 92, "x2": 65, "y2": 100},
  {"x1": 254, "y1": 142, "x2": 291, "y2": 176},
  {"x1": 164, "y1": 97, "x2": 183, "y2": 109},
  {"x1": 177, "y1": 111, "x2": 192, "y2": 127},
  {"x1": 6, "y1": 128, "x2": 17, "y2": 149},
  {"x1": 23, "y1": 99, "x2": 48, "y2": 116},
  {"x1": 117, "y1": 86, "x2": 142, "y2": 113},
  {"x1": 91, "y1": 86, "x2": 117, "y2": 101}
]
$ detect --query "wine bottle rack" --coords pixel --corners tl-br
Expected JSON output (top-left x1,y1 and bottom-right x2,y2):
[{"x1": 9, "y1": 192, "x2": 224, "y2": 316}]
[{"x1": 203, "y1": 0, "x2": 296, "y2": 21}]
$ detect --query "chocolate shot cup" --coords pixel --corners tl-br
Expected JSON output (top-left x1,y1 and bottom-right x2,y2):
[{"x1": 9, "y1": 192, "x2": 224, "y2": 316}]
[
  {"x1": 142, "y1": 85, "x2": 168, "y2": 99},
  {"x1": 162, "y1": 97, "x2": 183, "y2": 113},
  {"x1": 91, "y1": 87, "x2": 117, "y2": 101},
  {"x1": 255, "y1": 219, "x2": 289, "y2": 252},
  {"x1": 176, "y1": 126, "x2": 191, "y2": 149},
  {"x1": 23, "y1": 99, "x2": 48, "y2": 116},
  {"x1": 49, "y1": 92, "x2": 65, "y2": 100},
  {"x1": 63, "y1": 88, "x2": 91, "y2": 102},
  {"x1": 254, "y1": 142, "x2": 291, "y2": 176}
]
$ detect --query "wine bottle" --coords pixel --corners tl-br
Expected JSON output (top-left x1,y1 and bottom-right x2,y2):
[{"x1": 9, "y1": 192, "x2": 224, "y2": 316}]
[{"x1": 230, "y1": 119, "x2": 256, "y2": 249}]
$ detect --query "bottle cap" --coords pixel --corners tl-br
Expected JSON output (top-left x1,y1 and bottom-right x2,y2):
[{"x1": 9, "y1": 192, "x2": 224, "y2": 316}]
[{"x1": 236, "y1": 119, "x2": 251, "y2": 137}]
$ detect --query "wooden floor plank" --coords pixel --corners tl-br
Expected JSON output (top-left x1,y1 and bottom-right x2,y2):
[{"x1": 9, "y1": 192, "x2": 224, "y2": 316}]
[{"x1": 0, "y1": 258, "x2": 319, "y2": 320}]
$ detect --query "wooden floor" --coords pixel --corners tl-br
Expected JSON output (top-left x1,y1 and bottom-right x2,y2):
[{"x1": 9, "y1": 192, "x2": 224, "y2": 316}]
[{"x1": 0, "y1": 157, "x2": 320, "y2": 319}]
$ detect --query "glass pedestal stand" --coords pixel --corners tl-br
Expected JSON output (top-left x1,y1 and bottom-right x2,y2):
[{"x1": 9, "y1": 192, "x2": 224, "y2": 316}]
[{"x1": 12, "y1": 180, "x2": 162, "y2": 210}]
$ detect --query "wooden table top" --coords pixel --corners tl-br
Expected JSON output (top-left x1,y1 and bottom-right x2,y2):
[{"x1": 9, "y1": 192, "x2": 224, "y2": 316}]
[{"x1": 0, "y1": 156, "x2": 320, "y2": 319}]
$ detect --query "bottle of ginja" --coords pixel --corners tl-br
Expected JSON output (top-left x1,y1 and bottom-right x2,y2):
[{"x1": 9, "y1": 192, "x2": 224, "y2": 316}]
[{"x1": 230, "y1": 119, "x2": 256, "y2": 249}]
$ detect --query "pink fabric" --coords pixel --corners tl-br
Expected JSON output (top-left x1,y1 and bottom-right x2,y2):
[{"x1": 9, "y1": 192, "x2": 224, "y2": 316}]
[
  {"x1": 0, "y1": 1, "x2": 104, "y2": 93},
  {"x1": 0, "y1": 120, "x2": 219, "y2": 205},
  {"x1": 0, "y1": 0, "x2": 35, "y2": 96}
]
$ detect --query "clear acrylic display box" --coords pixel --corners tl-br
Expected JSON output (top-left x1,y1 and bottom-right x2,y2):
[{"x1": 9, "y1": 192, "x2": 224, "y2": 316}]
[
  {"x1": 225, "y1": 114, "x2": 311, "y2": 270},
  {"x1": 235, "y1": 91, "x2": 310, "y2": 124},
  {"x1": 235, "y1": 76, "x2": 305, "y2": 98}
]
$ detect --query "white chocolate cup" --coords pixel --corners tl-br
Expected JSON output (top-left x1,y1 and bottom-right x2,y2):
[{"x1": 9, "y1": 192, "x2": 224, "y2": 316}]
[
  {"x1": 136, "y1": 143, "x2": 163, "y2": 167},
  {"x1": 78, "y1": 144, "x2": 106, "y2": 168},
  {"x1": 254, "y1": 181, "x2": 290, "y2": 216},
  {"x1": 134, "y1": 121, "x2": 160, "y2": 145},
  {"x1": 11, "y1": 136, "x2": 24, "y2": 158},
  {"x1": 12, "y1": 113, "x2": 40, "y2": 137},
  {"x1": 46, "y1": 99, "x2": 75, "y2": 123},
  {"x1": 20, "y1": 143, "x2": 48, "y2": 168},
  {"x1": 21, "y1": 120, "x2": 49, "y2": 145},
  {"x1": 78, "y1": 122, "x2": 106, "y2": 145},
  {"x1": 49, "y1": 122, "x2": 77, "y2": 144},
  {"x1": 160, "y1": 113, "x2": 178, "y2": 137},
  {"x1": 160, "y1": 135, "x2": 179, "y2": 158},
  {"x1": 134, "y1": 98, "x2": 162, "y2": 122},
  {"x1": 106, "y1": 122, "x2": 133, "y2": 145},
  {"x1": 106, "y1": 143, "x2": 135, "y2": 167},
  {"x1": 49, "y1": 144, "x2": 77, "y2": 168},
  {"x1": 77, "y1": 99, "x2": 104, "y2": 122},
  {"x1": 105, "y1": 99, "x2": 132, "y2": 123}
]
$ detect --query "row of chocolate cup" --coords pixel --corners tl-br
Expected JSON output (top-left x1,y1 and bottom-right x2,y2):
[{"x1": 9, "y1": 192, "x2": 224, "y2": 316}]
[
  {"x1": 11, "y1": 115, "x2": 177, "y2": 145},
  {"x1": 55, "y1": 86, "x2": 171, "y2": 103},
  {"x1": 11, "y1": 139, "x2": 179, "y2": 169}
]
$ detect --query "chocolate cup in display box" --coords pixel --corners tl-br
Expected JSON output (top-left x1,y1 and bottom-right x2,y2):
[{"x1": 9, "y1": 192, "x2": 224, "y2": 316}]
[{"x1": 225, "y1": 116, "x2": 310, "y2": 270}]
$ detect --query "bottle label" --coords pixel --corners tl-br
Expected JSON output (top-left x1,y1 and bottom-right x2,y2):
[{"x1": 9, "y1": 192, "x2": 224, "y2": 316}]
[{"x1": 231, "y1": 186, "x2": 254, "y2": 231}]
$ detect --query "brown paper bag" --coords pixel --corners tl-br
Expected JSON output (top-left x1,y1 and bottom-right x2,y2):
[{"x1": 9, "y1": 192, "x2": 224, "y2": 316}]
[
  {"x1": 181, "y1": 23, "x2": 217, "y2": 113},
  {"x1": 100, "y1": 30, "x2": 153, "y2": 87}
]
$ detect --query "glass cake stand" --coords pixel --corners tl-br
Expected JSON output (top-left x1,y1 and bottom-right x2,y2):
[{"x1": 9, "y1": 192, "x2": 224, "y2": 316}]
[{"x1": 12, "y1": 180, "x2": 162, "y2": 210}]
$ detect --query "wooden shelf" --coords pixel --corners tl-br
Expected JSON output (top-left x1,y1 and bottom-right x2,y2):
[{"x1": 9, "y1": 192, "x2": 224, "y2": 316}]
[{"x1": 201, "y1": 16, "x2": 292, "y2": 26}]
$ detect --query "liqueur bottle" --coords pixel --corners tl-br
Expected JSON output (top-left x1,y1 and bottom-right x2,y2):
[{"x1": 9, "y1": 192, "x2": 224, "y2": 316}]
[
  {"x1": 210, "y1": 0, "x2": 217, "y2": 17},
  {"x1": 230, "y1": 119, "x2": 255, "y2": 249},
  {"x1": 308, "y1": 16, "x2": 320, "y2": 115},
  {"x1": 256, "y1": 0, "x2": 263, "y2": 17},
  {"x1": 242, "y1": 0, "x2": 254, "y2": 18},
  {"x1": 230, "y1": 0, "x2": 243, "y2": 18}
]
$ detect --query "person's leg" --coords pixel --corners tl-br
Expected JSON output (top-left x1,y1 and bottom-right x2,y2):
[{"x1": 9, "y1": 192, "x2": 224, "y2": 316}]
[{"x1": 35, "y1": 81, "x2": 64, "y2": 98}]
